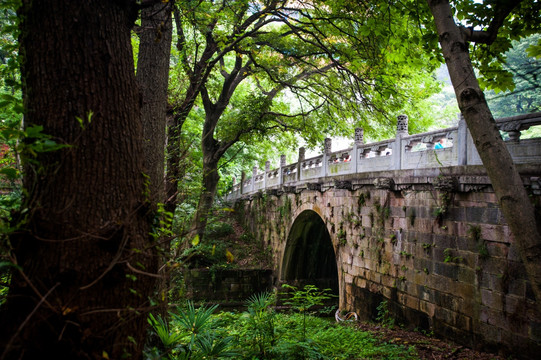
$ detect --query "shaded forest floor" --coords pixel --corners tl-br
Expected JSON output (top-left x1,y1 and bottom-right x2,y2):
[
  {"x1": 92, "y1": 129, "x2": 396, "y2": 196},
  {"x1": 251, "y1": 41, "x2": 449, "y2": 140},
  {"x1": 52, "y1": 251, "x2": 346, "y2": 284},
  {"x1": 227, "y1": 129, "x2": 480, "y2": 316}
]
[{"x1": 355, "y1": 322, "x2": 507, "y2": 360}]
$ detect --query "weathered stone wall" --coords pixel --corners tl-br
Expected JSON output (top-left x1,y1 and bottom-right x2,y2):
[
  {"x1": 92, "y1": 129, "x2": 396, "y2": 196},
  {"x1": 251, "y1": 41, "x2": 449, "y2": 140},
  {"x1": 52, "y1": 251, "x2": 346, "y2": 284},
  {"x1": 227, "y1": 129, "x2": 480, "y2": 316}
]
[
  {"x1": 233, "y1": 164, "x2": 541, "y2": 358},
  {"x1": 183, "y1": 269, "x2": 273, "y2": 302}
]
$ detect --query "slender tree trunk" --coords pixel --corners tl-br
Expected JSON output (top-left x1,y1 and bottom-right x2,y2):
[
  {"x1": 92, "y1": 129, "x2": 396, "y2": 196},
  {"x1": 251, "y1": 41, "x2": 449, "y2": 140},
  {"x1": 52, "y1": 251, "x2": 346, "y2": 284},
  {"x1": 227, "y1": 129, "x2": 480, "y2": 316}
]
[
  {"x1": 164, "y1": 81, "x2": 207, "y2": 216},
  {"x1": 165, "y1": 118, "x2": 183, "y2": 215},
  {"x1": 193, "y1": 154, "x2": 221, "y2": 242},
  {"x1": 191, "y1": 97, "x2": 228, "y2": 243},
  {"x1": 427, "y1": 0, "x2": 541, "y2": 308},
  {"x1": 137, "y1": 1, "x2": 173, "y2": 205},
  {"x1": 136, "y1": 0, "x2": 173, "y2": 314},
  {"x1": 0, "y1": 1, "x2": 157, "y2": 359},
  {"x1": 164, "y1": 6, "x2": 220, "y2": 215}
]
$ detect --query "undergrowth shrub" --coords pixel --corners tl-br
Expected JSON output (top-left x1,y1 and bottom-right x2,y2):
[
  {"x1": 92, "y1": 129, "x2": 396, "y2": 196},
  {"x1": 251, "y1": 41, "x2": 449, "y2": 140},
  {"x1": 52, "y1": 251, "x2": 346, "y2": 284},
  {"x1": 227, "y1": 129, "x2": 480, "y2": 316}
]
[
  {"x1": 205, "y1": 221, "x2": 234, "y2": 239},
  {"x1": 145, "y1": 288, "x2": 418, "y2": 359}
]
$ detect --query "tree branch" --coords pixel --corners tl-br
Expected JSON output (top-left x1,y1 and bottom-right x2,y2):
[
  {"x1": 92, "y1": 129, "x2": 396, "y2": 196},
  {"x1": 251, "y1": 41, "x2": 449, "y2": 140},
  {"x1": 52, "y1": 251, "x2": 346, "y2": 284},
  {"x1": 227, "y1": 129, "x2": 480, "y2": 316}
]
[{"x1": 461, "y1": 0, "x2": 524, "y2": 44}]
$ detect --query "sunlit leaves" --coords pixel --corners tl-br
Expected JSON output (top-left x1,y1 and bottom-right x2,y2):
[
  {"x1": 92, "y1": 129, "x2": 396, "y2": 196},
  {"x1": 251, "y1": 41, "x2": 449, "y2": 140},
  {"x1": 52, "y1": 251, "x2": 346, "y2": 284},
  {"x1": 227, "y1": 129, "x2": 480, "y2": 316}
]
[
  {"x1": 452, "y1": 0, "x2": 541, "y2": 91},
  {"x1": 527, "y1": 42, "x2": 541, "y2": 58}
]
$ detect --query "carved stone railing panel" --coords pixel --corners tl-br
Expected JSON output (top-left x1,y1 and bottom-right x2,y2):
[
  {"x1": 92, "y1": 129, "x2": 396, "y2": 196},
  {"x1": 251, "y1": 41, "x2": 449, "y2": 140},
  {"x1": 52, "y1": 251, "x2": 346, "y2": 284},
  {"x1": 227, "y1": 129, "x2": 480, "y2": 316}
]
[
  {"x1": 504, "y1": 137, "x2": 541, "y2": 164},
  {"x1": 358, "y1": 140, "x2": 393, "y2": 159},
  {"x1": 359, "y1": 151, "x2": 393, "y2": 172},
  {"x1": 496, "y1": 112, "x2": 541, "y2": 141},
  {"x1": 225, "y1": 112, "x2": 541, "y2": 201},
  {"x1": 267, "y1": 168, "x2": 279, "y2": 178},
  {"x1": 403, "y1": 127, "x2": 458, "y2": 153},
  {"x1": 328, "y1": 148, "x2": 353, "y2": 176},
  {"x1": 283, "y1": 163, "x2": 298, "y2": 184},
  {"x1": 301, "y1": 155, "x2": 324, "y2": 181},
  {"x1": 266, "y1": 176, "x2": 279, "y2": 187}
]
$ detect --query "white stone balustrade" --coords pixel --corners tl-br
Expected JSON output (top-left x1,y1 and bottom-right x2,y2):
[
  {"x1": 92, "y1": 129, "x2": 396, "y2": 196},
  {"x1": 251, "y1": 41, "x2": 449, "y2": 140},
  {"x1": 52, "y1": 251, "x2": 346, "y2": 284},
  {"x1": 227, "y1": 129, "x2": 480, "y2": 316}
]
[{"x1": 227, "y1": 111, "x2": 541, "y2": 199}]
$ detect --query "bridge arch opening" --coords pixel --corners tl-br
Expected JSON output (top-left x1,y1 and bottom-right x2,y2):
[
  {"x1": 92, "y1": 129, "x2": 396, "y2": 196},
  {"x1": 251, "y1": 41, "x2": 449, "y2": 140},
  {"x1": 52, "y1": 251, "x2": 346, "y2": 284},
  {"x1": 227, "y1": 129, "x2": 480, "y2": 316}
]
[{"x1": 281, "y1": 210, "x2": 339, "y2": 296}]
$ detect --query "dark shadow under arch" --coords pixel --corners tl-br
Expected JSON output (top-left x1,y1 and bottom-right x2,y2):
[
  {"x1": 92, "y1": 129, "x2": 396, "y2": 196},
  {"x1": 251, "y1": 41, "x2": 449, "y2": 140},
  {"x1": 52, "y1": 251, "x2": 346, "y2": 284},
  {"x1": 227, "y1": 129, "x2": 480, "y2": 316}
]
[{"x1": 281, "y1": 210, "x2": 339, "y2": 295}]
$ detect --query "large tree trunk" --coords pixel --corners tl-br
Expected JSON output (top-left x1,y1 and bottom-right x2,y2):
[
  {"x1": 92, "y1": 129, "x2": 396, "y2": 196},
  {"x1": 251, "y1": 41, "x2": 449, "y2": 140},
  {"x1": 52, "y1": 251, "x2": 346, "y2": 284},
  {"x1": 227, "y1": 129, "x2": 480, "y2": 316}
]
[
  {"x1": 0, "y1": 1, "x2": 157, "y2": 359},
  {"x1": 427, "y1": 0, "x2": 541, "y2": 308}
]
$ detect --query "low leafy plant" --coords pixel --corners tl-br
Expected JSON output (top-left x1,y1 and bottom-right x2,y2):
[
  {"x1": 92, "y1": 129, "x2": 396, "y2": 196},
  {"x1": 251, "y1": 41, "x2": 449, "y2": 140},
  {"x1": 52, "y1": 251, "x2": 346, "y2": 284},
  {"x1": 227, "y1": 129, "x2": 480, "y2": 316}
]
[
  {"x1": 147, "y1": 298, "x2": 419, "y2": 360},
  {"x1": 376, "y1": 300, "x2": 396, "y2": 328},
  {"x1": 147, "y1": 313, "x2": 183, "y2": 354},
  {"x1": 399, "y1": 250, "x2": 412, "y2": 259},
  {"x1": 337, "y1": 227, "x2": 347, "y2": 246},
  {"x1": 245, "y1": 292, "x2": 277, "y2": 358},
  {"x1": 281, "y1": 284, "x2": 335, "y2": 343},
  {"x1": 233, "y1": 311, "x2": 417, "y2": 359},
  {"x1": 145, "y1": 301, "x2": 237, "y2": 359},
  {"x1": 443, "y1": 248, "x2": 463, "y2": 264},
  {"x1": 205, "y1": 221, "x2": 234, "y2": 239}
]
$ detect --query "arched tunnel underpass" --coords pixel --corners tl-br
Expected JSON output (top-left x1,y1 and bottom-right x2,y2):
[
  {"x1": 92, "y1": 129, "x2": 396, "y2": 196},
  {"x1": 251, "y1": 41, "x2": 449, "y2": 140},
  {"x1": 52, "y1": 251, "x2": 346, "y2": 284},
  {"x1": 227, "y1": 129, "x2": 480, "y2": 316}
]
[{"x1": 281, "y1": 210, "x2": 339, "y2": 299}]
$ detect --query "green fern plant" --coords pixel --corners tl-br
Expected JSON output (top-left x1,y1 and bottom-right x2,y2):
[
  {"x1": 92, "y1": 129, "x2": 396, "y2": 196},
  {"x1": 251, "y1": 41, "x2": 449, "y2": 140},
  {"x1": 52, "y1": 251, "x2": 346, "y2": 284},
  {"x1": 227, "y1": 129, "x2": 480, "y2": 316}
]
[
  {"x1": 245, "y1": 292, "x2": 277, "y2": 358},
  {"x1": 147, "y1": 312, "x2": 183, "y2": 350},
  {"x1": 172, "y1": 301, "x2": 218, "y2": 352}
]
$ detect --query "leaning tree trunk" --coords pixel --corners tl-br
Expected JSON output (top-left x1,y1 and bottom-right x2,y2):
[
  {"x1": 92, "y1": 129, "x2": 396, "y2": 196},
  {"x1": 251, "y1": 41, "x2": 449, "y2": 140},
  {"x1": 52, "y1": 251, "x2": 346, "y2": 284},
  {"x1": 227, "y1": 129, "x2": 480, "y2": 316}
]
[
  {"x1": 0, "y1": 1, "x2": 158, "y2": 359},
  {"x1": 427, "y1": 0, "x2": 541, "y2": 309}
]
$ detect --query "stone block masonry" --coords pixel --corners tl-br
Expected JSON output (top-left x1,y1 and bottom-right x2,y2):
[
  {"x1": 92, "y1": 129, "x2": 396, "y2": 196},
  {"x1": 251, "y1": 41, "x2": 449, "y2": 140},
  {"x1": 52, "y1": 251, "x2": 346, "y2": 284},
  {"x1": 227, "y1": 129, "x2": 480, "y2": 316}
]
[
  {"x1": 233, "y1": 164, "x2": 541, "y2": 359},
  {"x1": 183, "y1": 269, "x2": 273, "y2": 303}
]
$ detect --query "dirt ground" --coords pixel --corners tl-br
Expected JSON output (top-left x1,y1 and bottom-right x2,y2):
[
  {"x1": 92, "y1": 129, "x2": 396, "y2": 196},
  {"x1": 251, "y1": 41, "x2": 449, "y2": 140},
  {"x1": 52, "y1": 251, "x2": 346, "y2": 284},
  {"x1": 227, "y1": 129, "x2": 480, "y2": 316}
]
[{"x1": 356, "y1": 322, "x2": 507, "y2": 360}]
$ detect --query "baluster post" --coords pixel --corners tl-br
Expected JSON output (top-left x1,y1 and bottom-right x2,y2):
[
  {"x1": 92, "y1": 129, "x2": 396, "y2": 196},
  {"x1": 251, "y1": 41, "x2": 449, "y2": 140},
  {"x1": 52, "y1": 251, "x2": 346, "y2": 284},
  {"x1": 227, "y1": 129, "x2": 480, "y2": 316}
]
[
  {"x1": 324, "y1": 138, "x2": 332, "y2": 177},
  {"x1": 240, "y1": 171, "x2": 246, "y2": 194},
  {"x1": 298, "y1": 147, "x2": 305, "y2": 181},
  {"x1": 393, "y1": 114, "x2": 409, "y2": 170},
  {"x1": 279, "y1": 154, "x2": 286, "y2": 186},
  {"x1": 353, "y1": 127, "x2": 364, "y2": 173},
  {"x1": 252, "y1": 166, "x2": 258, "y2": 192},
  {"x1": 457, "y1": 113, "x2": 468, "y2": 165},
  {"x1": 264, "y1": 160, "x2": 270, "y2": 190}
]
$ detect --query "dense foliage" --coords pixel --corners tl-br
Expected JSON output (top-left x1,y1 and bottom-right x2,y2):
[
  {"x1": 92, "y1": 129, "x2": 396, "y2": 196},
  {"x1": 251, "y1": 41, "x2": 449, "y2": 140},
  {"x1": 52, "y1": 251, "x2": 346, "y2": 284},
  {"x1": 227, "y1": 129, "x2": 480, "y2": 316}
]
[
  {"x1": 145, "y1": 290, "x2": 418, "y2": 360},
  {"x1": 486, "y1": 34, "x2": 541, "y2": 117},
  {"x1": 0, "y1": 1, "x2": 21, "y2": 307}
]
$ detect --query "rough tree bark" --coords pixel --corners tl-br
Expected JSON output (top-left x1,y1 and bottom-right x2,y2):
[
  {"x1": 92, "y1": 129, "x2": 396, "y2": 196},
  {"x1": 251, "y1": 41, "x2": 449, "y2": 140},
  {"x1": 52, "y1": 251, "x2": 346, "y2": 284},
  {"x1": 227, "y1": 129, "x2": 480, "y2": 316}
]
[
  {"x1": 0, "y1": 1, "x2": 158, "y2": 358},
  {"x1": 137, "y1": 1, "x2": 173, "y2": 205},
  {"x1": 191, "y1": 57, "x2": 251, "y2": 242},
  {"x1": 136, "y1": 0, "x2": 174, "y2": 315},
  {"x1": 427, "y1": 0, "x2": 541, "y2": 308},
  {"x1": 192, "y1": 95, "x2": 229, "y2": 243},
  {"x1": 164, "y1": 6, "x2": 219, "y2": 216}
]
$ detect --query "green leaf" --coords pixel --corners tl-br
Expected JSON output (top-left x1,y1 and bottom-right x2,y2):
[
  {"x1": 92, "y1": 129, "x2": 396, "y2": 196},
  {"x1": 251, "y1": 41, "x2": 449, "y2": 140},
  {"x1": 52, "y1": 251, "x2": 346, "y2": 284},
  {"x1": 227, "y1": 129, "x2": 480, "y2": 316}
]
[
  {"x1": 24, "y1": 125, "x2": 45, "y2": 138},
  {"x1": 0, "y1": 261, "x2": 22, "y2": 271},
  {"x1": 191, "y1": 234, "x2": 200, "y2": 246},
  {"x1": 526, "y1": 40, "x2": 541, "y2": 58},
  {"x1": 0, "y1": 167, "x2": 18, "y2": 179}
]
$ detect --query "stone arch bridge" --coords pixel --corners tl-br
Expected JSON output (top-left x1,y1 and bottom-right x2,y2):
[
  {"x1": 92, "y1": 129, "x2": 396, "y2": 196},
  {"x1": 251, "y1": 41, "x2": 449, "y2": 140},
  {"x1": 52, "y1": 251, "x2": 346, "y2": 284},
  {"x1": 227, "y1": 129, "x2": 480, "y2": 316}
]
[{"x1": 228, "y1": 113, "x2": 541, "y2": 358}]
